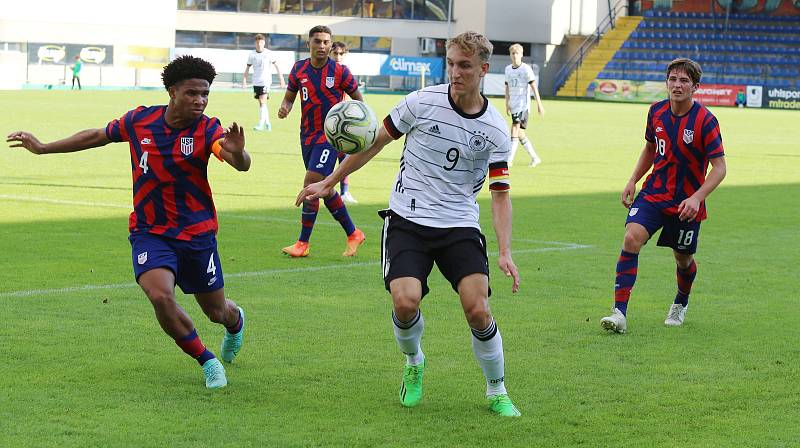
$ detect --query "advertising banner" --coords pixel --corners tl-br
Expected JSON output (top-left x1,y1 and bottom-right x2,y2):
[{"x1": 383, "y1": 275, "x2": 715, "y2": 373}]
[
  {"x1": 746, "y1": 85, "x2": 763, "y2": 108},
  {"x1": 764, "y1": 87, "x2": 800, "y2": 110},
  {"x1": 591, "y1": 79, "x2": 667, "y2": 102},
  {"x1": 693, "y1": 84, "x2": 742, "y2": 107},
  {"x1": 28, "y1": 43, "x2": 113, "y2": 65},
  {"x1": 380, "y1": 56, "x2": 443, "y2": 78},
  {"x1": 127, "y1": 46, "x2": 170, "y2": 69}
]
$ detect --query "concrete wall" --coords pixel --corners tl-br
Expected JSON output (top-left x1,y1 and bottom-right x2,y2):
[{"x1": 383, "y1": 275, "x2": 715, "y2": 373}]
[
  {"x1": 0, "y1": 0, "x2": 175, "y2": 47},
  {"x1": 0, "y1": 0, "x2": 618, "y2": 92}
]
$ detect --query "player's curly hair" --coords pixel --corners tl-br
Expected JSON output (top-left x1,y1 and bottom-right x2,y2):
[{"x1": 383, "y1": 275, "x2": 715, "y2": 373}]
[
  {"x1": 448, "y1": 31, "x2": 493, "y2": 63},
  {"x1": 161, "y1": 55, "x2": 216, "y2": 90}
]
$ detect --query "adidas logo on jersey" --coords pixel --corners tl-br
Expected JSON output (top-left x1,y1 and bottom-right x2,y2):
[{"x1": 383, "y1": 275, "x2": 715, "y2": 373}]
[{"x1": 428, "y1": 124, "x2": 441, "y2": 134}]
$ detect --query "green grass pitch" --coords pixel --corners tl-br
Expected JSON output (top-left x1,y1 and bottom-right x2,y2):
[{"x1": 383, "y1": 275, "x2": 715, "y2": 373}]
[{"x1": 0, "y1": 89, "x2": 798, "y2": 447}]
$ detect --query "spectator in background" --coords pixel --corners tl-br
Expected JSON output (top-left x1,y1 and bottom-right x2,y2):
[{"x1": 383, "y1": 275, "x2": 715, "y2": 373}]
[{"x1": 71, "y1": 56, "x2": 82, "y2": 90}]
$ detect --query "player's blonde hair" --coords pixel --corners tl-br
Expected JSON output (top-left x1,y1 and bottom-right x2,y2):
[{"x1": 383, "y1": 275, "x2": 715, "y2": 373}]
[
  {"x1": 667, "y1": 58, "x2": 702, "y2": 85},
  {"x1": 447, "y1": 31, "x2": 493, "y2": 63},
  {"x1": 509, "y1": 43, "x2": 523, "y2": 54}
]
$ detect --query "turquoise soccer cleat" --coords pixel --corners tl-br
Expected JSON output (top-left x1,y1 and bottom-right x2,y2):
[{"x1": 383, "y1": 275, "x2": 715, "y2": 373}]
[
  {"x1": 202, "y1": 358, "x2": 227, "y2": 389},
  {"x1": 220, "y1": 307, "x2": 245, "y2": 363}
]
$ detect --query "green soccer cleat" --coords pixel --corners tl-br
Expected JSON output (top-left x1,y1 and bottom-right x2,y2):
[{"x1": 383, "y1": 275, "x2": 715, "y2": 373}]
[
  {"x1": 488, "y1": 394, "x2": 521, "y2": 417},
  {"x1": 399, "y1": 357, "x2": 426, "y2": 407},
  {"x1": 220, "y1": 306, "x2": 245, "y2": 363},
  {"x1": 202, "y1": 358, "x2": 227, "y2": 389}
]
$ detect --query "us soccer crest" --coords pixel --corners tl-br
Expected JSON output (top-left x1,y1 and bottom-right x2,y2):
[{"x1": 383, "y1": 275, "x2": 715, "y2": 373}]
[
  {"x1": 137, "y1": 252, "x2": 148, "y2": 265},
  {"x1": 180, "y1": 137, "x2": 194, "y2": 156},
  {"x1": 325, "y1": 76, "x2": 335, "y2": 88},
  {"x1": 683, "y1": 129, "x2": 694, "y2": 144}
]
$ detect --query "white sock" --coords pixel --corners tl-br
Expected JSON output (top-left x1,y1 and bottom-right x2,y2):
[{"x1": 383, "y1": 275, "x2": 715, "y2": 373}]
[
  {"x1": 521, "y1": 137, "x2": 540, "y2": 162},
  {"x1": 509, "y1": 137, "x2": 519, "y2": 165},
  {"x1": 260, "y1": 105, "x2": 270, "y2": 126},
  {"x1": 393, "y1": 310, "x2": 424, "y2": 365},
  {"x1": 471, "y1": 319, "x2": 507, "y2": 396}
]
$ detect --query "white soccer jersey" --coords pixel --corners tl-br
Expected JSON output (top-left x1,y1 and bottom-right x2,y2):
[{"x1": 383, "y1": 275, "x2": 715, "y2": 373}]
[
  {"x1": 385, "y1": 84, "x2": 511, "y2": 229},
  {"x1": 504, "y1": 63, "x2": 535, "y2": 114},
  {"x1": 247, "y1": 49, "x2": 276, "y2": 87}
]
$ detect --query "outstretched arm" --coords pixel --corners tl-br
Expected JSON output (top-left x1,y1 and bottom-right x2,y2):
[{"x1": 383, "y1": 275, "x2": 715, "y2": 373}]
[
  {"x1": 295, "y1": 126, "x2": 393, "y2": 205},
  {"x1": 7, "y1": 128, "x2": 110, "y2": 155},
  {"x1": 215, "y1": 123, "x2": 251, "y2": 172},
  {"x1": 491, "y1": 190, "x2": 520, "y2": 293}
]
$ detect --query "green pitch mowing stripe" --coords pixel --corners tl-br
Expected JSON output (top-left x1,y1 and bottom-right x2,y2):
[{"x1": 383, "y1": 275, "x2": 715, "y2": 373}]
[{"x1": 1, "y1": 91, "x2": 797, "y2": 447}]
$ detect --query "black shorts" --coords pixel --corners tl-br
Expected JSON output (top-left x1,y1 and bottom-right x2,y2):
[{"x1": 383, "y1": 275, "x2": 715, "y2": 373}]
[
  {"x1": 379, "y1": 209, "x2": 490, "y2": 298},
  {"x1": 253, "y1": 85, "x2": 269, "y2": 99},
  {"x1": 510, "y1": 110, "x2": 529, "y2": 129}
]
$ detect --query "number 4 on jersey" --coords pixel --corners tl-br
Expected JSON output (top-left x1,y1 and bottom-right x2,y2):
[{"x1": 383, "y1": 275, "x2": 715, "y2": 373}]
[{"x1": 139, "y1": 151, "x2": 149, "y2": 174}]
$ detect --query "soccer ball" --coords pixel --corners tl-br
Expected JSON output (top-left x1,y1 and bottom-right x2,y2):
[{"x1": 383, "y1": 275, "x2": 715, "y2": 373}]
[{"x1": 324, "y1": 100, "x2": 378, "y2": 155}]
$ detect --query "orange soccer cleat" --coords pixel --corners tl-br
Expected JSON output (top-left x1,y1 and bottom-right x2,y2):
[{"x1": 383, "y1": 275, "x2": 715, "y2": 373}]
[
  {"x1": 282, "y1": 241, "x2": 310, "y2": 257},
  {"x1": 342, "y1": 228, "x2": 365, "y2": 257}
]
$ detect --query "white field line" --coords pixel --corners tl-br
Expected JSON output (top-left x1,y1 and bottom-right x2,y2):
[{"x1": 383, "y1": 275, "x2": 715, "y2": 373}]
[
  {"x1": 1, "y1": 194, "x2": 592, "y2": 298},
  {"x1": 0, "y1": 194, "x2": 131, "y2": 209},
  {"x1": 0, "y1": 243, "x2": 592, "y2": 299}
]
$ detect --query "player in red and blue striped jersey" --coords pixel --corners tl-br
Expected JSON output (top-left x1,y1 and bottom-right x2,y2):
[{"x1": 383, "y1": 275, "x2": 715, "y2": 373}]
[
  {"x1": 277, "y1": 25, "x2": 365, "y2": 258},
  {"x1": 7, "y1": 56, "x2": 252, "y2": 388},
  {"x1": 601, "y1": 58, "x2": 727, "y2": 333}
]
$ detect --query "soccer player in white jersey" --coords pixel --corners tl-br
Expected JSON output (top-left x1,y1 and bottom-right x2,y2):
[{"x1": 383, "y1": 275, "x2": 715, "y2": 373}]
[
  {"x1": 243, "y1": 34, "x2": 286, "y2": 131},
  {"x1": 296, "y1": 31, "x2": 522, "y2": 417},
  {"x1": 504, "y1": 43, "x2": 545, "y2": 167}
]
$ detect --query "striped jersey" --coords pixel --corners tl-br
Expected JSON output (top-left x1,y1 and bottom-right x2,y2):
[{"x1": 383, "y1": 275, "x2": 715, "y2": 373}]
[
  {"x1": 247, "y1": 48, "x2": 277, "y2": 87},
  {"x1": 286, "y1": 58, "x2": 358, "y2": 146},
  {"x1": 504, "y1": 63, "x2": 535, "y2": 114},
  {"x1": 105, "y1": 105, "x2": 224, "y2": 240},
  {"x1": 383, "y1": 84, "x2": 511, "y2": 229},
  {"x1": 641, "y1": 99, "x2": 725, "y2": 221}
]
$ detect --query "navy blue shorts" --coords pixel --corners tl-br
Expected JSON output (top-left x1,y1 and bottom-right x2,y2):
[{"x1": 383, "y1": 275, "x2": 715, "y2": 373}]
[
  {"x1": 129, "y1": 232, "x2": 224, "y2": 294},
  {"x1": 625, "y1": 196, "x2": 701, "y2": 254},
  {"x1": 302, "y1": 142, "x2": 339, "y2": 176}
]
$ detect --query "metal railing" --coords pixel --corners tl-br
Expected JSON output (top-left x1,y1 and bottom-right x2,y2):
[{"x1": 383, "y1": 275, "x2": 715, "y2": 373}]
[{"x1": 552, "y1": 0, "x2": 629, "y2": 96}]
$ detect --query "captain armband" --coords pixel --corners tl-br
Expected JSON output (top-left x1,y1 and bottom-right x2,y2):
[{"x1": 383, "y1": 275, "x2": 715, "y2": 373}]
[{"x1": 488, "y1": 162, "x2": 510, "y2": 192}]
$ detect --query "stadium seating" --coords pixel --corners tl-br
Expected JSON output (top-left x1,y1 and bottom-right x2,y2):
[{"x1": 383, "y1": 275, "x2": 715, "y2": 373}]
[{"x1": 599, "y1": 9, "x2": 800, "y2": 87}]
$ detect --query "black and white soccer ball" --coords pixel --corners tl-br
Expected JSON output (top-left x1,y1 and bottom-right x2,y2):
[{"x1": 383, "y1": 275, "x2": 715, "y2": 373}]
[{"x1": 324, "y1": 100, "x2": 378, "y2": 155}]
